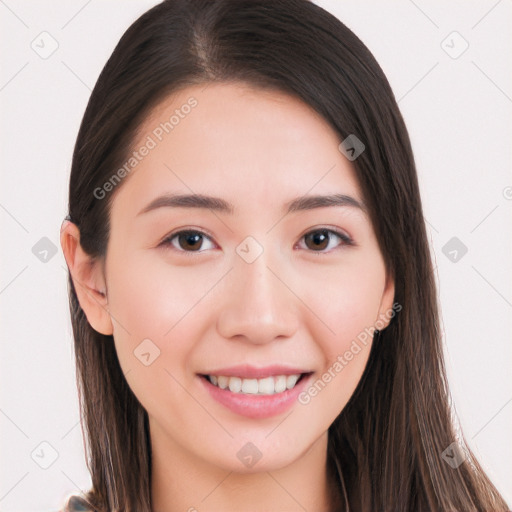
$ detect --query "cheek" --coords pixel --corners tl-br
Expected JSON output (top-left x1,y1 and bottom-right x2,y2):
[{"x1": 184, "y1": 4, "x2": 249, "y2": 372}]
[
  {"x1": 292, "y1": 254, "x2": 383, "y2": 417},
  {"x1": 106, "y1": 251, "x2": 214, "y2": 342},
  {"x1": 297, "y1": 267, "x2": 379, "y2": 420},
  {"x1": 104, "y1": 251, "x2": 220, "y2": 404},
  {"x1": 299, "y1": 255, "x2": 385, "y2": 359}
]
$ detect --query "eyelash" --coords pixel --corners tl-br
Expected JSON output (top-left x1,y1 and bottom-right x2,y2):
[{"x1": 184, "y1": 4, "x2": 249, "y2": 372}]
[{"x1": 159, "y1": 227, "x2": 354, "y2": 255}]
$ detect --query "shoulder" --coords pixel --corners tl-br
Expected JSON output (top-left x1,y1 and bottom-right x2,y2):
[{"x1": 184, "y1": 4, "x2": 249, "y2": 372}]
[{"x1": 59, "y1": 494, "x2": 95, "y2": 512}]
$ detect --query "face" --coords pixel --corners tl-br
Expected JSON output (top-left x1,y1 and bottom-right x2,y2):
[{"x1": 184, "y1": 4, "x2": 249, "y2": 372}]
[{"x1": 66, "y1": 82, "x2": 395, "y2": 474}]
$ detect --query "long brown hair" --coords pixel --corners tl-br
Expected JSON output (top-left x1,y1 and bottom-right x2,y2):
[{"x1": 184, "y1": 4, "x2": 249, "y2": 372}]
[{"x1": 63, "y1": 0, "x2": 509, "y2": 510}]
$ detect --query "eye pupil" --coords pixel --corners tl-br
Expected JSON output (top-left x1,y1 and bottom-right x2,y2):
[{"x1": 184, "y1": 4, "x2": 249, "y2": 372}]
[
  {"x1": 179, "y1": 232, "x2": 202, "y2": 251},
  {"x1": 305, "y1": 230, "x2": 329, "y2": 251}
]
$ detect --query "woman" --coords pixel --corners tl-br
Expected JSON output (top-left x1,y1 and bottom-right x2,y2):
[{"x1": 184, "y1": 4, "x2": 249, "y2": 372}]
[{"x1": 59, "y1": 0, "x2": 509, "y2": 510}]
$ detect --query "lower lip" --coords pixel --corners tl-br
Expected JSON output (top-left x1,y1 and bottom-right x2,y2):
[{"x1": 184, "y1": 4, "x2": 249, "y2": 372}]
[{"x1": 199, "y1": 374, "x2": 313, "y2": 419}]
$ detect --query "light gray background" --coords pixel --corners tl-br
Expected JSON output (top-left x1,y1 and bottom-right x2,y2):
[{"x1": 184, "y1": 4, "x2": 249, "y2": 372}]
[{"x1": 1, "y1": 1, "x2": 511, "y2": 510}]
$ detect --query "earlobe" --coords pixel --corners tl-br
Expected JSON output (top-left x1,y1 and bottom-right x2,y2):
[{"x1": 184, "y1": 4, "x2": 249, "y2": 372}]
[{"x1": 60, "y1": 220, "x2": 114, "y2": 336}]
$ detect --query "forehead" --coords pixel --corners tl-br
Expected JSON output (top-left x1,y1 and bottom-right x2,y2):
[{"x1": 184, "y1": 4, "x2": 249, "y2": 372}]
[{"x1": 112, "y1": 82, "x2": 364, "y2": 217}]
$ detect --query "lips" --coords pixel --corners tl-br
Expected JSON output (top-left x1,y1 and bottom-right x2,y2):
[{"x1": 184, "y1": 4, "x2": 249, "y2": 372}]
[{"x1": 197, "y1": 364, "x2": 315, "y2": 419}]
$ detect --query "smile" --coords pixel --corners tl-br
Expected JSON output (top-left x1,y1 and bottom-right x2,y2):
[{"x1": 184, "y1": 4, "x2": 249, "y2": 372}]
[
  {"x1": 204, "y1": 373, "x2": 305, "y2": 395},
  {"x1": 198, "y1": 370, "x2": 314, "y2": 419}
]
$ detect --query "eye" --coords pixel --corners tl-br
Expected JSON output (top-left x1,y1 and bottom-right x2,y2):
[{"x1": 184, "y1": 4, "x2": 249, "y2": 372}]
[
  {"x1": 160, "y1": 229, "x2": 216, "y2": 253},
  {"x1": 297, "y1": 228, "x2": 353, "y2": 253},
  {"x1": 159, "y1": 227, "x2": 353, "y2": 255}
]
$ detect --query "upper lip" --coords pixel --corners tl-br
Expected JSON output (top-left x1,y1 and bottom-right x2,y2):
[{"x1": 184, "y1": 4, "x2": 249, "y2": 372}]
[{"x1": 199, "y1": 364, "x2": 313, "y2": 379}]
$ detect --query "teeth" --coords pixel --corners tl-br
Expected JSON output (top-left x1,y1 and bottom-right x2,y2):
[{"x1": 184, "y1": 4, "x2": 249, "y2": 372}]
[
  {"x1": 258, "y1": 376, "x2": 275, "y2": 394},
  {"x1": 228, "y1": 376, "x2": 242, "y2": 393},
  {"x1": 207, "y1": 373, "x2": 303, "y2": 395},
  {"x1": 286, "y1": 374, "x2": 300, "y2": 389},
  {"x1": 217, "y1": 376, "x2": 228, "y2": 389},
  {"x1": 274, "y1": 375, "x2": 287, "y2": 393}
]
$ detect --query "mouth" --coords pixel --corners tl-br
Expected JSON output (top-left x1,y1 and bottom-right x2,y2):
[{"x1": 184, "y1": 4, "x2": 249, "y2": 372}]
[
  {"x1": 199, "y1": 372, "x2": 313, "y2": 396},
  {"x1": 196, "y1": 364, "x2": 315, "y2": 418}
]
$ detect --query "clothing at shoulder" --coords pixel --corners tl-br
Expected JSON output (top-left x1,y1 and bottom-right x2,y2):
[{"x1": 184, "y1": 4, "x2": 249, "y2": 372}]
[{"x1": 59, "y1": 494, "x2": 94, "y2": 512}]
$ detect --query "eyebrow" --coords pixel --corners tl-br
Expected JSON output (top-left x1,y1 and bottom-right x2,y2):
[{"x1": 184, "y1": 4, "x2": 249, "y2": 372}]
[{"x1": 137, "y1": 193, "x2": 367, "y2": 217}]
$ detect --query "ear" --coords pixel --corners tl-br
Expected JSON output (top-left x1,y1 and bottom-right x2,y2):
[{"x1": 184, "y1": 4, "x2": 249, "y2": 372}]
[
  {"x1": 375, "y1": 268, "x2": 396, "y2": 331},
  {"x1": 60, "y1": 219, "x2": 113, "y2": 335}
]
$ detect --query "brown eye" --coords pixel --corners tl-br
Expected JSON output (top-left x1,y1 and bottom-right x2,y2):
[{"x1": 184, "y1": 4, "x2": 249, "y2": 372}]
[
  {"x1": 161, "y1": 230, "x2": 215, "y2": 252},
  {"x1": 177, "y1": 232, "x2": 203, "y2": 251},
  {"x1": 301, "y1": 229, "x2": 352, "y2": 252}
]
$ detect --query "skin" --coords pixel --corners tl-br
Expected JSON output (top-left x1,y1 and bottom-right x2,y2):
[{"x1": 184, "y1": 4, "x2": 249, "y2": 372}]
[{"x1": 61, "y1": 82, "x2": 395, "y2": 511}]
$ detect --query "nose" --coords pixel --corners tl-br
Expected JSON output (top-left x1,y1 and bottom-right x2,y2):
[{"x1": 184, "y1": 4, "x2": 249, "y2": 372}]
[{"x1": 216, "y1": 247, "x2": 299, "y2": 345}]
